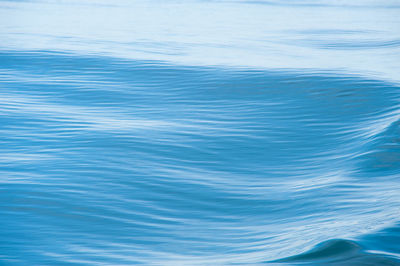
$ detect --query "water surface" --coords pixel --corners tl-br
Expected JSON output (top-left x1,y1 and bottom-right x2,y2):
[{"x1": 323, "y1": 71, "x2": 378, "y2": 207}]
[{"x1": 1, "y1": 0, "x2": 400, "y2": 265}]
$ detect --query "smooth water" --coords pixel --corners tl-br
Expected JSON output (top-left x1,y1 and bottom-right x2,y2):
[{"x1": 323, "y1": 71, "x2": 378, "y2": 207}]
[{"x1": 1, "y1": 0, "x2": 400, "y2": 265}]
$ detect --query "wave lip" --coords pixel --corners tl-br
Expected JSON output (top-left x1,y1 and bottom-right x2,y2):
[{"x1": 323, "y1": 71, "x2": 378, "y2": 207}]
[{"x1": 272, "y1": 239, "x2": 400, "y2": 265}]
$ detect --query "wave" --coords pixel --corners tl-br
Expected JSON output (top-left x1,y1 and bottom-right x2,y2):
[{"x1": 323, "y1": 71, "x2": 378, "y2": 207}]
[
  {"x1": 272, "y1": 239, "x2": 400, "y2": 265},
  {"x1": 274, "y1": 222, "x2": 400, "y2": 265},
  {"x1": 0, "y1": 51, "x2": 400, "y2": 265}
]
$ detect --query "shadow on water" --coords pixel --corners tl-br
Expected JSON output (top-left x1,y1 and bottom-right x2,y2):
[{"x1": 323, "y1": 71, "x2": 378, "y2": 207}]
[{"x1": 0, "y1": 51, "x2": 400, "y2": 265}]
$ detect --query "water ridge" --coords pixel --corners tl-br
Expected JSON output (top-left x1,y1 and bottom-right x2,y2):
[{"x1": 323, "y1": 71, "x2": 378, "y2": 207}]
[{"x1": 1, "y1": 51, "x2": 400, "y2": 265}]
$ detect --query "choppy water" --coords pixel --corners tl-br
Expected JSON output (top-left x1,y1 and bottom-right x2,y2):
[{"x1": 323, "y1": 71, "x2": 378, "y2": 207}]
[{"x1": 1, "y1": 0, "x2": 400, "y2": 265}]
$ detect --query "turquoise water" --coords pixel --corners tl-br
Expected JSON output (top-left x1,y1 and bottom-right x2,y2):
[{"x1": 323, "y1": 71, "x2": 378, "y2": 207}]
[{"x1": 1, "y1": 1, "x2": 400, "y2": 265}]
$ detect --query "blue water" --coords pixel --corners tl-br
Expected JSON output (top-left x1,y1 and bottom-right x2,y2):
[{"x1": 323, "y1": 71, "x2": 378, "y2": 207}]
[{"x1": 1, "y1": 0, "x2": 400, "y2": 265}]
